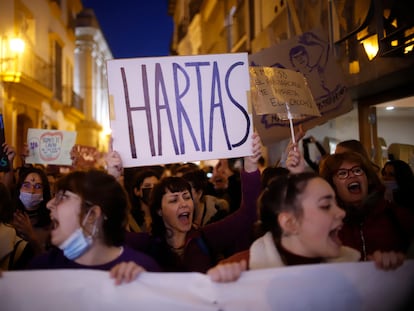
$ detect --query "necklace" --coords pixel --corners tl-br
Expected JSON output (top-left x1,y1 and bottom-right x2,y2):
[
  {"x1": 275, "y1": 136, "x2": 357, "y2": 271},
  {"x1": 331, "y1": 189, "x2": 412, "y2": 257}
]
[
  {"x1": 359, "y1": 223, "x2": 367, "y2": 261},
  {"x1": 169, "y1": 244, "x2": 185, "y2": 257},
  {"x1": 169, "y1": 244, "x2": 184, "y2": 251}
]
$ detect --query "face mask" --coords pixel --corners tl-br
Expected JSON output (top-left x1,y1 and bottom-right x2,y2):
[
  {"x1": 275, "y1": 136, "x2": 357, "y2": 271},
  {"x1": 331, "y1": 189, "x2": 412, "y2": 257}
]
[
  {"x1": 141, "y1": 187, "x2": 152, "y2": 205},
  {"x1": 383, "y1": 180, "x2": 398, "y2": 202},
  {"x1": 19, "y1": 192, "x2": 43, "y2": 210},
  {"x1": 58, "y1": 210, "x2": 97, "y2": 260}
]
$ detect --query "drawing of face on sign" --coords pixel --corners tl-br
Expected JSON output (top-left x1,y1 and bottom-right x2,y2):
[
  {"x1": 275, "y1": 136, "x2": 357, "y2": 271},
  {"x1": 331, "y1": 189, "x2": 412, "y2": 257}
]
[
  {"x1": 39, "y1": 131, "x2": 63, "y2": 162},
  {"x1": 28, "y1": 137, "x2": 40, "y2": 160}
]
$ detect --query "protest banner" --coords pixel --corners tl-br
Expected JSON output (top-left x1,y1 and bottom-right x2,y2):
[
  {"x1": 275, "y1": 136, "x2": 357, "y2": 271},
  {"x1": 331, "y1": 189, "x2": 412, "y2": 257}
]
[
  {"x1": 249, "y1": 29, "x2": 352, "y2": 145},
  {"x1": 107, "y1": 53, "x2": 252, "y2": 167},
  {"x1": 1, "y1": 261, "x2": 413, "y2": 311},
  {"x1": 25, "y1": 129, "x2": 77, "y2": 166}
]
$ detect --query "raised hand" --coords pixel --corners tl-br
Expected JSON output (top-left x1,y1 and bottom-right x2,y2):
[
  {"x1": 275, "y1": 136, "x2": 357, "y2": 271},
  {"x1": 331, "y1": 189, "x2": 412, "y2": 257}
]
[
  {"x1": 13, "y1": 210, "x2": 36, "y2": 242},
  {"x1": 244, "y1": 132, "x2": 262, "y2": 173},
  {"x1": 2, "y1": 142, "x2": 16, "y2": 164},
  {"x1": 105, "y1": 150, "x2": 123, "y2": 180},
  {"x1": 286, "y1": 143, "x2": 306, "y2": 174}
]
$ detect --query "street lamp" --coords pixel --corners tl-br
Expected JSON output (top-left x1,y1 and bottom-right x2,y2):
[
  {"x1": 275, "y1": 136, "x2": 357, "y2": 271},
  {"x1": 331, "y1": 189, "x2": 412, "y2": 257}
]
[
  {"x1": 361, "y1": 34, "x2": 379, "y2": 61},
  {"x1": 9, "y1": 37, "x2": 25, "y2": 54},
  {"x1": 0, "y1": 35, "x2": 25, "y2": 81}
]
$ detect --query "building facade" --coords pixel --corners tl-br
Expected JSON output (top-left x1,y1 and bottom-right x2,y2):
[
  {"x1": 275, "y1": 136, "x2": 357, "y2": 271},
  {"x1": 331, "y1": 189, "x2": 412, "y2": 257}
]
[
  {"x1": 167, "y1": 0, "x2": 414, "y2": 167},
  {"x1": 0, "y1": 0, "x2": 112, "y2": 168}
]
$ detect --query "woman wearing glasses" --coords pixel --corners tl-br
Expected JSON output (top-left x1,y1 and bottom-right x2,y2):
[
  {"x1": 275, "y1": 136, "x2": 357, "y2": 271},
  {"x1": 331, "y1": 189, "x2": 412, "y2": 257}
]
[
  {"x1": 319, "y1": 151, "x2": 414, "y2": 261},
  {"x1": 13, "y1": 166, "x2": 52, "y2": 256}
]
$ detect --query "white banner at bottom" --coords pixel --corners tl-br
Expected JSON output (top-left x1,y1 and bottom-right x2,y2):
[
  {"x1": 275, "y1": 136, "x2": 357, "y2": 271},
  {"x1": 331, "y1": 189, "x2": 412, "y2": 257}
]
[{"x1": 1, "y1": 261, "x2": 413, "y2": 311}]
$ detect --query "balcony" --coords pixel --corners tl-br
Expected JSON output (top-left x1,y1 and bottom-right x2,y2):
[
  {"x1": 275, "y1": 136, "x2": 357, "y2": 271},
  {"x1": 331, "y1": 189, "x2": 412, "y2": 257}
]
[
  {"x1": 63, "y1": 85, "x2": 84, "y2": 111},
  {"x1": 1, "y1": 49, "x2": 52, "y2": 90}
]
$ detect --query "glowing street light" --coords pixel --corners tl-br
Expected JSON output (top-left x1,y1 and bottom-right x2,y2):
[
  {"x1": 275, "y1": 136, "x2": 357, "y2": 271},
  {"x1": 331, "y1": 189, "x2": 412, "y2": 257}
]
[
  {"x1": 9, "y1": 37, "x2": 25, "y2": 54},
  {"x1": 0, "y1": 36, "x2": 25, "y2": 82}
]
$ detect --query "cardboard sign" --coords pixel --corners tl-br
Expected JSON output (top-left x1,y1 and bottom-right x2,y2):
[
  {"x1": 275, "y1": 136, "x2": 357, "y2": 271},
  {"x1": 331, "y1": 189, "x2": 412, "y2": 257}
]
[
  {"x1": 25, "y1": 129, "x2": 77, "y2": 165},
  {"x1": 107, "y1": 53, "x2": 252, "y2": 167},
  {"x1": 250, "y1": 66, "x2": 320, "y2": 118},
  {"x1": 70, "y1": 144, "x2": 102, "y2": 170},
  {"x1": 249, "y1": 29, "x2": 352, "y2": 144},
  {"x1": 1, "y1": 261, "x2": 413, "y2": 310}
]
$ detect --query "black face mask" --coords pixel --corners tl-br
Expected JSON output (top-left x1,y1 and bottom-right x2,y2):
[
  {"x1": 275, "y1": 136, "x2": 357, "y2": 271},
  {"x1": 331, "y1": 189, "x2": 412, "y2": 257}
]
[{"x1": 141, "y1": 187, "x2": 152, "y2": 205}]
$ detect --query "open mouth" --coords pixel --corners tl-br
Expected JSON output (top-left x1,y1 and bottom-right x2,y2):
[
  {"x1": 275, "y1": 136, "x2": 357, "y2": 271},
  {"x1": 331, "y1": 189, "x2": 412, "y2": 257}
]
[
  {"x1": 51, "y1": 218, "x2": 59, "y2": 230},
  {"x1": 347, "y1": 182, "x2": 361, "y2": 194},
  {"x1": 178, "y1": 211, "x2": 191, "y2": 225},
  {"x1": 329, "y1": 226, "x2": 342, "y2": 246}
]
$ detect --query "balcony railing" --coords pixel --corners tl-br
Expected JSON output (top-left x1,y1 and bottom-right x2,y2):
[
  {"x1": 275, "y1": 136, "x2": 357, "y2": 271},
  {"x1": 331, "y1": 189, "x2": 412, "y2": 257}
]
[
  {"x1": 63, "y1": 85, "x2": 84, "y2": 111},
  {"x1": 20, "y1": 51, "x2": 53, "y2": 89}
]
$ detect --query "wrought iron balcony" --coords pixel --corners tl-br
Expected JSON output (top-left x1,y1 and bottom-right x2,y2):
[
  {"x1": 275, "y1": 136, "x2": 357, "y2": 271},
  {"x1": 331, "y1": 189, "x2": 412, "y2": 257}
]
[
  {"x1": 62, "y1": 85, "x2": 84, "y2": 111},
  {"x1": 0, "y1": 49, "x2": 52, "y2": 90}
]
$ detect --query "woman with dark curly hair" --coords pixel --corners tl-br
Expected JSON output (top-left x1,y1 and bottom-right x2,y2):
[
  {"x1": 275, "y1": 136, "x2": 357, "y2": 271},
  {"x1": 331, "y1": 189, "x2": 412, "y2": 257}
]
[{"x1": 130, "y1": 133, "x2": 262, "y2": 273}]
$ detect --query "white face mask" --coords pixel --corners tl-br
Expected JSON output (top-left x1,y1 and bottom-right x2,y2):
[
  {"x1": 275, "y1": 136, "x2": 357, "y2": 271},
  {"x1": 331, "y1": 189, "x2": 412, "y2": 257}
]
[
  {"x1": 58, "y1": 209, "x2": 97, "y2": 260},
  {"x1": 58, "y1": 228, "x2": 93, "y2": 260},
  {"x1": 19, "y1": 192, "x2": 43, "y2": 210}
]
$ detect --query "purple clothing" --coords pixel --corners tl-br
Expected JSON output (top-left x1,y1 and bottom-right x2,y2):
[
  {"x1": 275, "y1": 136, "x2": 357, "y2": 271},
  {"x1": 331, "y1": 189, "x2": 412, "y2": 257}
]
[
  {"x1": 126, "y1": 169, "x2": 261, "y2": 273},
  {"x1": 27, "y1": 245, "x2": 161, "y2": 272}
]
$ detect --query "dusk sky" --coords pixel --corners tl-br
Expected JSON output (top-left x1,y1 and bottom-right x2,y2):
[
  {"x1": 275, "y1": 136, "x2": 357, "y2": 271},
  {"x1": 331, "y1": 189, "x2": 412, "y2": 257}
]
[{"x1": 81, "y1": 0, "x2": 174, "y2": 59}]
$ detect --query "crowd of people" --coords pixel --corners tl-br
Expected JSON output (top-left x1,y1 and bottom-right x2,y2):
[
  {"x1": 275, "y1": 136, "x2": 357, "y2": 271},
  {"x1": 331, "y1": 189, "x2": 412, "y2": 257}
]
[{"x1": 1, "y1": 130, "x2": 413, "y2": 290}]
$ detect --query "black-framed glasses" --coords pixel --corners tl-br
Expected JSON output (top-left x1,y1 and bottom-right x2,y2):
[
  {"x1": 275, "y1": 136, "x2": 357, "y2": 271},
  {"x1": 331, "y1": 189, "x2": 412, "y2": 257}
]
[
  {"x1": 22, "y1": 181, "x2": 43, "y2": 190},
  {"x1": 335, "y1": 166, "x2": 364, "y2": 179}
]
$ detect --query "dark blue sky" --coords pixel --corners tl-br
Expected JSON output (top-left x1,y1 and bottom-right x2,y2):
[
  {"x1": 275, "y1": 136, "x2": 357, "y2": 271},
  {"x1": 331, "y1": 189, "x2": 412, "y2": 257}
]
[{"x1": 82, "y1": 0, "x2": 174, "y2": 59}]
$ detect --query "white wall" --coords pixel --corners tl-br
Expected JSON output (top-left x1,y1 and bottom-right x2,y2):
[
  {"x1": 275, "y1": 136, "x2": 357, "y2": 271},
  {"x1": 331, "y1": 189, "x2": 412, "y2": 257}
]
[
  {"x1": 266, "y1": 104, "x2": 414, "y2": 168},
  {"x1": 377, "y1": 114, "x2": 414, "y2": 147},
  {"x1": 307, "y1": 106, "x2": 359, "y2": 152}
]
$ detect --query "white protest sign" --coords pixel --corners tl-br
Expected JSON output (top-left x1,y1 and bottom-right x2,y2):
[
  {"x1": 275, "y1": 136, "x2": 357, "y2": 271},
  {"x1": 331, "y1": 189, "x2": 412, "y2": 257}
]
[
  {"x1": 107, "y1": 53, "x2": 252, "y2": 167},
  {"x1": 25, "y1": 129, "x2": 77, "y2": 165},
  {"x1": 250, "y1": 66, "x2": 320, "y2": 118},
  {"x1": 1, "y1": 261, "x2": 413, "y2": 311}
]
